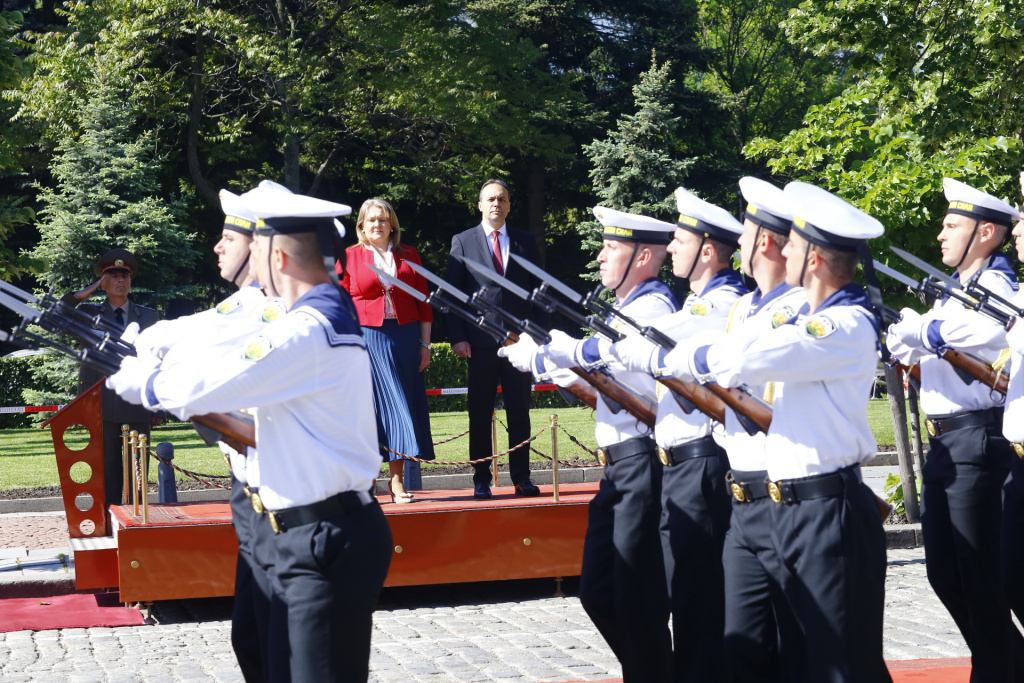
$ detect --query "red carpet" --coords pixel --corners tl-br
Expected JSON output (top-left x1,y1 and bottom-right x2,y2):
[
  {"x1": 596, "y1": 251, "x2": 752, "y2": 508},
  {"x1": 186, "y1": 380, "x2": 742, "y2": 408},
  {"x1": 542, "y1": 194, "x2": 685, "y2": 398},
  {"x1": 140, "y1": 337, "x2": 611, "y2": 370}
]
[
  {"x1": 0, "y1": 592, "x2": 146, "y2": 632},
  {"x1": 548, "y1": 659, "x2": 973, "y2": 683}
]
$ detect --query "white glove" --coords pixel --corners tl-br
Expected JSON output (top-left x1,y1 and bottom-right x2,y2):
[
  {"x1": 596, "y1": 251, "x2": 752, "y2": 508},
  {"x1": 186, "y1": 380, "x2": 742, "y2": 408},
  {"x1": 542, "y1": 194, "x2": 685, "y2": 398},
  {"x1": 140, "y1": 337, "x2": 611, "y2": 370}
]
[
  {"x1": 1007, "y1": 319, "x2": 1024, "y2": 355},
  {"x1": 538, "y1": 329, "x2": 588, "y2": 370},
  {"x1": 497, "y1": 333, "x2": 540, "y2": 374},
  {"x1": 106, "y1": 356, "x2": 155, "y2": 407},
  {"x1": 888, "y1": 308, "x2": 927, "y2": 349},
  {"x1": 662, "y1": 338, "x2": 701, "y2": 383},
  {"x1": 609, "y1": 335, "x2": 661, "y2": 375},
  {"x1": 120, "y1": 321, "x2": 141, "y2": 345}
]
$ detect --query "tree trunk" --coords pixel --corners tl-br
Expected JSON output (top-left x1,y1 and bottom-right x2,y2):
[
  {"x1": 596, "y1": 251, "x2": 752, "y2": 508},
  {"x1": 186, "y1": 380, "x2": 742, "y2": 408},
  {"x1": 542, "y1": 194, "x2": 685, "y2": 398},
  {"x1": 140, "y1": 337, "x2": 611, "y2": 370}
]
[
  {"x1": 885, "y1": 365, "x2": 920, "y2": 522},
  {"x1": 907, "y1": 381, "x2": 926, "y2": 489},
  {"x1": 186, "y1": 32, "x2": 218, "y2": 211},
  {"x1": 525, "y1": 158, "x2": 546, "y2": 266}
]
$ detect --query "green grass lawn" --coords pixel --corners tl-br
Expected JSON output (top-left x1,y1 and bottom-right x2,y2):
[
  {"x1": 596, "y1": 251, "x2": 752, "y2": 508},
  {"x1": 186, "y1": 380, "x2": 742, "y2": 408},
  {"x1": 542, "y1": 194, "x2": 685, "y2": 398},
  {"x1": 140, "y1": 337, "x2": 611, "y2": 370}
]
[{"x1": 0, "y1": 398, "x2": 920, "y2": 492}]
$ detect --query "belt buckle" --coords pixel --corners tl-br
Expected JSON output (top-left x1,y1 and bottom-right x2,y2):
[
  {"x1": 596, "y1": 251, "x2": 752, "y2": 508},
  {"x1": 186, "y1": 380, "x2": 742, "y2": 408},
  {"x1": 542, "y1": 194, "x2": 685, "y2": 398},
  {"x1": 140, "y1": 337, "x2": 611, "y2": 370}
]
[
  {"x1": 926, "y1": 419, "x2": 937, "y2": 437},
  {"x1": 250, "y1": 491, "x2": 265, "y2": 514},
  {"x1": 597, "y1": 448, "x2": 608, "y2": 467},
  {"x1": 730, "y1": 482, "x2": 748, "y2": 503},
  {"x1": 267, "y1": 510, "x2": 282, "y2": 534},
  {"x1": 658, "y1": 446, "x2": 671, "y2": 467},
  {"x1": 243, "y1": 486, "x2": 251, "y2": 499},
  {"x1": 1014, "y1": 443, "x2": 1024, "y2": 459},
  {"x1": 768, "y1": 481, "x2": 786, "y2": 504}
]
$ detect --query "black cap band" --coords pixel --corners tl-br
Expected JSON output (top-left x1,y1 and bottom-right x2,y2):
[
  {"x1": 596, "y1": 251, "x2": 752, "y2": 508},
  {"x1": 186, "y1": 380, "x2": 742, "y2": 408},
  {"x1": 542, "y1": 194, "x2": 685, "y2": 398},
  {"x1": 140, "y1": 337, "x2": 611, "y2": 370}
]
[
  {"x1": 223, "y1": 215, "x2": 255, "y2": 235},
  {"x1": 677, "y1": 214, "x2": 739, "y2": 248},
  {"x1": 792, "y1": 215, "x2": 863, "y2": 253},
  {"x1": 602, "y1": 225, "x2": 673, "y2": 245},
  {"x1": 744, "y1": 204, "x2": 790, "y2": 235},
  {"x1": 946, "y1": 201, "x2": 1015, "y2": 227}
]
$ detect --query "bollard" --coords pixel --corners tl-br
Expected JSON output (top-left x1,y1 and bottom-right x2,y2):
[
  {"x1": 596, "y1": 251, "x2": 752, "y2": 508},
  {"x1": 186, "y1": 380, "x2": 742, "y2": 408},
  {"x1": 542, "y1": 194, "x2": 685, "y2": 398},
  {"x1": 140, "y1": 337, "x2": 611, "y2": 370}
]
[
  {"x1": 404, "y1": 458, "x2": 422, "y2": 492},
  {"x1": 491, "y1": 411, "x2": 499, "y2": 487},
  {"x1": 550, "y1": 414, "x2": 560, "y2": 502},
  {"x1": 156, "y1": 442, "x2": 177, "y2": 503},
  {"x1": 121, "y1": 424, "x2": 131, "y2": 505}
]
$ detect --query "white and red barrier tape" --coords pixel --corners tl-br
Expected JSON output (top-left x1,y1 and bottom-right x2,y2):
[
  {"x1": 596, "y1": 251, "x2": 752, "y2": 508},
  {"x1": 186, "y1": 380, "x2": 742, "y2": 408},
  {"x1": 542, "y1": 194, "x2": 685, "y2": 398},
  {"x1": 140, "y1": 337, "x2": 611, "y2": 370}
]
[{"x1": 0, "y1": 384, "x2": 559, "y2": 411}]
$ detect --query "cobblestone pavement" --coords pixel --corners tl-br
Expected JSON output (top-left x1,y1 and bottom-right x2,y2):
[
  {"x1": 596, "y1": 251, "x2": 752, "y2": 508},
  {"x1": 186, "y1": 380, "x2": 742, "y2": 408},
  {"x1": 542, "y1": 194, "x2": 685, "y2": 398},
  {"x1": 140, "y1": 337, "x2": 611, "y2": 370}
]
[{"x1": 0, "y1": 547, "x2": 979, "y2": 683}]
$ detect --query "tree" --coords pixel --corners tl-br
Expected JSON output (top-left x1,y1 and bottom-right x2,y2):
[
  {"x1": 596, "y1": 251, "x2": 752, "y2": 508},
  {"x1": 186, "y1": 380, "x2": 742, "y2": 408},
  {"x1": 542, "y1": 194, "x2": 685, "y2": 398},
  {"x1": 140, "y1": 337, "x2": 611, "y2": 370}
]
[
  {"x1": 744, "y1": 0, "x2": 1024, "y2": 268},
  {"x1": 577, "y1": 55, "x2": 691, "y2": 281}
]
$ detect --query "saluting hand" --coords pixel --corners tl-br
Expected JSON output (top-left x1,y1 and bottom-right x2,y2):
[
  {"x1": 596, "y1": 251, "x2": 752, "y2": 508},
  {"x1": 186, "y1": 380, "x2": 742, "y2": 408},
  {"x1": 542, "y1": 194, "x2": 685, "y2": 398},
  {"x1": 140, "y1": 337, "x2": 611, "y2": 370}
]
[{"x1": 71, "y1": 277, "x2": 104, "y2": 301}]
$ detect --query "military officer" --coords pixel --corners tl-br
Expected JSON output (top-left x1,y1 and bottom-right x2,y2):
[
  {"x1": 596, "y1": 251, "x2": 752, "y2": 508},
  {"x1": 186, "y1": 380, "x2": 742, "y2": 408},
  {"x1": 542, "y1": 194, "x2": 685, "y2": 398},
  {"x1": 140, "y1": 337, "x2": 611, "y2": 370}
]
[
  {"x1": 607, "y1": 187, "x2": 747, "y2": 682},
  {"x1": 109, "y1": 189, "x2": 392, "y2": 683},
  {"x1": 887, "y1": 178, "x2": 1023, "y2": 682},
  {"x1": 501, "y1": 206, "x2": 678, "y2": 682},
  {"x1": 664, "y1": 181, "x2": 891, "y2": 682}
]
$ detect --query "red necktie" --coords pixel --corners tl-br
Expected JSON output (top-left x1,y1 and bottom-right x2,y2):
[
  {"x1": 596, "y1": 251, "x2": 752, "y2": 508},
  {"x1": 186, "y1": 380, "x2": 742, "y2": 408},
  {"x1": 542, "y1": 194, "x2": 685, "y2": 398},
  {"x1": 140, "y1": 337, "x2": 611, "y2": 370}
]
[{"x1": 490, "y1": 230, "x2": 504, "y2": 276}]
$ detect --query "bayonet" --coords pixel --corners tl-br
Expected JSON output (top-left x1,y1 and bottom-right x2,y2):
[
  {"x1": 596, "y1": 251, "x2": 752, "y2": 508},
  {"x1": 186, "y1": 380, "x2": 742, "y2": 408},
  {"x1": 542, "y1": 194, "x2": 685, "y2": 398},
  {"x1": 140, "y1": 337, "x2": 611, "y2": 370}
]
[{"x1": 890, "y1": 246, "x2": 962, "y2": 290}]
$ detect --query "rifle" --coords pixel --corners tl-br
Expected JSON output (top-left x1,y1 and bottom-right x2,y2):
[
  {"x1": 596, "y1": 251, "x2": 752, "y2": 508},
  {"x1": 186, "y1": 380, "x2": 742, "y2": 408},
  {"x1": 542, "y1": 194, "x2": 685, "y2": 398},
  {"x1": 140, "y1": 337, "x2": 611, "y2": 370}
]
[
  {"x1": 369, "y1": 264, "x2": 657, "y2": 428},
  {"x1": 874, "y1": 258, "x2": 1010, "y2": 395},
  {"x1": 0, "y1": 282, "x2": 257, "y2": 449},
  {"x1": 505, "y1": 254, "x2": 771, "y2": 435}
]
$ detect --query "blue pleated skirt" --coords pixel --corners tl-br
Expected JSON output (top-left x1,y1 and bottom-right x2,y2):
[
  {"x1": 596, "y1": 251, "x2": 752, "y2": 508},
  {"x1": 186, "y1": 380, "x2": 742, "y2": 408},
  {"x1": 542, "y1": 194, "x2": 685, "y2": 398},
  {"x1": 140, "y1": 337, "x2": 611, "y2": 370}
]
[{"x1": 362, "y1": 319, "x2": 436, "y2": 462}]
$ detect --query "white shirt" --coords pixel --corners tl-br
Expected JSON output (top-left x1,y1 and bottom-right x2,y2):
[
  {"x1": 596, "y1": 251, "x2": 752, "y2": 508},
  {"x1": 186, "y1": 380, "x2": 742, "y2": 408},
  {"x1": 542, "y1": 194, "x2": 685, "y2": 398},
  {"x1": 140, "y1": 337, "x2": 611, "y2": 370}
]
[{"x1": 139, "y1": 284, "x2": 380, "y2": 510}]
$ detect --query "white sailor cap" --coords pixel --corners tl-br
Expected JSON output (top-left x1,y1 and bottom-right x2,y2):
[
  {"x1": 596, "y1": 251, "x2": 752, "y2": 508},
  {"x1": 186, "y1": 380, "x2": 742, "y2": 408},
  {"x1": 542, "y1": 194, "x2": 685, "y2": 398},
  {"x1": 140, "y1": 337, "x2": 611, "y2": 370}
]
[
  {"x1": 674, "y1": 187, "x2": 744, "y2": 247},
  {"x1": 784, "y1": 182, "x2": 883, "y2": 252},
  {"x1": 218, "y1": 190, "x2": 258, "y2": 235},
  {"x1": 943, "y1": 177, "x2": 1018, "y2": 226},
  {"x1": 247, "y1": 189, "x2": 352, "y2": 237},
  {"x1": 593, "y1": 206, "x2": 675, "y2": 245},
  {"x1": 739, "y1": 177, "x2": 792, "y2": 235}
]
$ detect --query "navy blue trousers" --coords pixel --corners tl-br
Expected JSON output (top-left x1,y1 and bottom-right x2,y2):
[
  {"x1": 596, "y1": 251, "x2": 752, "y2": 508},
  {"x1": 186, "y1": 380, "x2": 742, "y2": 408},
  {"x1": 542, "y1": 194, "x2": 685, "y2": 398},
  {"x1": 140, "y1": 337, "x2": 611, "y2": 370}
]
[
  {"x1": 252, "y1": 499, "x2": 392, "y2": 683},
  {"x1": 924, "y1": 425, "x2": 1020, "y2": 683},
  {"x1": 579, "y1": 443, "x2": 672, "y2": 682},
  {"x1": 660, "y1": 448, "x2": 731, "y2": 683},
  {"x1": 229, "y1": 477, "x2": 268, "y2": 683},
  {"x1": 769, "y1": 467, "x2": 890, "y2": 683},
  {"x1": 722, "y1": 470, "x2": 802, "y2": 683}
]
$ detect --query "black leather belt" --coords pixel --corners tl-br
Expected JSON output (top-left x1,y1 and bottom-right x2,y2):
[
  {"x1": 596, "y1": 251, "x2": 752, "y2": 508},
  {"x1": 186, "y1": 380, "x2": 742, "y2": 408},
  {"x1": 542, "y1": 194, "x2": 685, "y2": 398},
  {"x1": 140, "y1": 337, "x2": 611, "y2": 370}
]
[
  {"x1": 926, "y1": 407, "x2": 1002, "y2": 438},
  {"x1": 249, "y1": 490, "x2": 374, "y2": 533},
  {"x1": 767, "y1": 466, "x2": 861, "y2": 505},
  {"x1": 595, "y1": 436, "x2": 656, "y2": 467},
  {"x1": 726, "y1": 470, "x2": 770, "y2": 503},
  {"x1": 658, "y1": 435, "x2": 721, "y2": 467}
]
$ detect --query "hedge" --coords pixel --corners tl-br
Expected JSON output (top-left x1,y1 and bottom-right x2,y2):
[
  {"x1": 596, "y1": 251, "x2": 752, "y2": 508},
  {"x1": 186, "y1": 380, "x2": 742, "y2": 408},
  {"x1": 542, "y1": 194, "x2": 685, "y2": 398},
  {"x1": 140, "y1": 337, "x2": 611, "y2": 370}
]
[{"x1": 0, "y1": 342, "x2": 572, "y2": 423}]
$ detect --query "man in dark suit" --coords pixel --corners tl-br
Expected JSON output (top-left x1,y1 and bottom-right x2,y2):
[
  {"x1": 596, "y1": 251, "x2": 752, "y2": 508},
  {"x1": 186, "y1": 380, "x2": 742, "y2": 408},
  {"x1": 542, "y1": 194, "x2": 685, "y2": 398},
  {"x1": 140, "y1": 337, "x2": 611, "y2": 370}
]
[
  {"x1": 447, "y1": 179, "x2": 543, "y2": 499},
  {"x1": 62, "y1": 248, "x2": 160, "y2": 508}
]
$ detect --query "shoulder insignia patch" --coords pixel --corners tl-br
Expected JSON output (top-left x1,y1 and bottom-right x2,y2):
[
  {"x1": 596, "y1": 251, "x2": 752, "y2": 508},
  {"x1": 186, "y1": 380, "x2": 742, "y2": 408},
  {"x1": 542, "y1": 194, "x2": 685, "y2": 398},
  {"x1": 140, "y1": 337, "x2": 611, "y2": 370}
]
[
  {"x1": 804, "y1": 315, "x2": 836, "y2": 339},
  {"x1": 260, "y1": 300, "x2": 287, "y2": 323},
  {"x1": 243, "y1": 336, "x2": 274, "y2": 361},
  {"x1": 690, "y1": 299, "x2": 715, "y2": 317},
  {"x1": 771, "y1": 305, "x2": 797, "y2": 329},
  {"x1": 216, "y1": 297, "x2": 240, "y2": 315}
]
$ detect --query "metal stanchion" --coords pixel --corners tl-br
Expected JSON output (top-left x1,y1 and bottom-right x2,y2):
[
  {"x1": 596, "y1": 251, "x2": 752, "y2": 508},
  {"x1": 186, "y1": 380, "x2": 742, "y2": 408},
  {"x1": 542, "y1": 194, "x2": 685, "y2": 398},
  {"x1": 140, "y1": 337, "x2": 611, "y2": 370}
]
[
  {"x1": 130, "y1": 430, "x2": 139, "y2": 515},
  {"x1": 139, "y1": 434, "x2": 149, "y2": 524},
  {"x1": 491, "y1": 410, "x2": 499, "y2": 487},
  {"x1": 121, "y1": 424, "x2": 130, "y2": 505},
  {"x1": 550, "y1": 414, "x2": 560, "y2": 502}
]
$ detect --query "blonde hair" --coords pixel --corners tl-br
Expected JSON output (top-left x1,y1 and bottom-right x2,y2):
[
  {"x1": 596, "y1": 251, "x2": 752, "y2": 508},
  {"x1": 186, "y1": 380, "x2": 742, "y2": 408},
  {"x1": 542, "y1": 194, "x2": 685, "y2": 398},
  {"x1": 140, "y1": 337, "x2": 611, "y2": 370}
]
[{"x1": 355, "y1": 198, "x2": 402, "y2": 250}]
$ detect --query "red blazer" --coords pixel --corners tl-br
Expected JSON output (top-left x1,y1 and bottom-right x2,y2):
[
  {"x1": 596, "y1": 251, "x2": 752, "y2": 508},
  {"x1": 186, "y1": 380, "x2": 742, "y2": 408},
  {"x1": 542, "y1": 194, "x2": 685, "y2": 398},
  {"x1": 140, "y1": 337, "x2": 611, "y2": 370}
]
[{"x1": 339, "y1": 244, "x2": 434, "y2": 327}]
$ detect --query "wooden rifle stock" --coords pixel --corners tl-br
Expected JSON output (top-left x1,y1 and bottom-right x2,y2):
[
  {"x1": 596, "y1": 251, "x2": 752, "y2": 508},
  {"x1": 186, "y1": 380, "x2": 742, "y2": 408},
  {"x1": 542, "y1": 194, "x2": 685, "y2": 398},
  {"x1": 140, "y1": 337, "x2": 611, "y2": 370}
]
[
  {"x1": 704, "y1": 384, "x2": 773, "y2": 434},
  {"x1": 192, "y1": 413, "x2": 256, "y2": 452},
  {"x1": 896, "y1": 350, "x2": 1007, "y2": 396},
  {"x1": 658, "y1": 377, "x2": 727, "y2": 424}
]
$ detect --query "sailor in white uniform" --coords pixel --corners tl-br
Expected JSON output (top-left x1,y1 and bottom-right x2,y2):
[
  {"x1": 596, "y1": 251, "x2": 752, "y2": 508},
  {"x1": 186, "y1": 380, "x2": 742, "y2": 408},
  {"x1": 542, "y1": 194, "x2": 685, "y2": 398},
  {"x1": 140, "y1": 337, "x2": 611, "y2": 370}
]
[
  {"x1": 607, "y1": 188, "x2": 747, "y2": 682},
  {"x1": 663, "y1": 181, "x2": 891, "y2": 682},
  {"x1": 887, "y1": 178, "x2": 1023, "y2": 681},
  {"x1": 109, "y1": 189, "x2": 391, "y2": 683},
  {"x1": 501, "y1": 207, "x2": 678, "y2": 682}
]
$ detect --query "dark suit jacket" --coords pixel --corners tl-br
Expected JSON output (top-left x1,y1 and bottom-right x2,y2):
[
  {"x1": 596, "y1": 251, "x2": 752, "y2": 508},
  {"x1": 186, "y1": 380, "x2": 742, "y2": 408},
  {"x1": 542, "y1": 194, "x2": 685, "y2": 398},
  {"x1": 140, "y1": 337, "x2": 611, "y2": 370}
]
[
  {"x1": 73, "y1": 298, "x2": 160, "y2": 422},
  {"x1": 446, "y1": 224, "x2": 545, "y2": 349}
]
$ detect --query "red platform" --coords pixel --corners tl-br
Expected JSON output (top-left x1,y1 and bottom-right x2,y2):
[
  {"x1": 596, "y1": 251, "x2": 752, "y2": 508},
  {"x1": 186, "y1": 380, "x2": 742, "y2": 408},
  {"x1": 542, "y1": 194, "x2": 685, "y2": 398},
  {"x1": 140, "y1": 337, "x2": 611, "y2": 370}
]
[{"x1": 93, "y1": 483, "x2": 596, "y2": 603}]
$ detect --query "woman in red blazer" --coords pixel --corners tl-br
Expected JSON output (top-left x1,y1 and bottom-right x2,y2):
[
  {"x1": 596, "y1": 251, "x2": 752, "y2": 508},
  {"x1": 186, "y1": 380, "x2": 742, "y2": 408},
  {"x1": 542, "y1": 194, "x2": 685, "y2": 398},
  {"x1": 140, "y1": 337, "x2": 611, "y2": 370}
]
[{"x1": 339, "y1": 199, "x2": 435, "y2": 502}]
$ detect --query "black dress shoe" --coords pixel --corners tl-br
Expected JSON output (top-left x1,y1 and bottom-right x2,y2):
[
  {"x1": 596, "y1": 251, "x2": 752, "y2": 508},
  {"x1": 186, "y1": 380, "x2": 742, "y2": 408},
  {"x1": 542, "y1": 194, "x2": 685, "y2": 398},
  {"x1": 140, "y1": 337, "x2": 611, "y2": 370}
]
[
  {"x1": 514, "y1": 481, "x2": 541, "y2": 497},
  {"x1": 474, "y1": 484, "x2": 493, "y2": 500}
]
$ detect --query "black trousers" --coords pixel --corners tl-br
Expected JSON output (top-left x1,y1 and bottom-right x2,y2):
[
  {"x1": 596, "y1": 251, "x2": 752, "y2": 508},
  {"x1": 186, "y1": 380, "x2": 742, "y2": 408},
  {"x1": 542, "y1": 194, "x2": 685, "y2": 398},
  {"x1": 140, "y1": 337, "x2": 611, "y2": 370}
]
[
  {"x1": 923, "y1": 425, "x2": 1021, "y2": 683},
  {"x1": 722, "y1": 471, "x2": 802, "y2": 683},
  {"x1": 229, "y1": 477, "x2": 268, "y2": 683},
  {"x1": 101, "y1": 420, "x2": 150, "y2": 508},
  {"x1": 579, "y1": 442, "x2": 672, "y2": 682},
  {"x1": 467, "y1": 346, "x2": 533, "y2": 488},
  {"x1": 1003, "y1": 454, "x2": 1024, "y2": 629},
  {"x1": 660, "y1": 447, "x2": 731, "y2": 683},
  {"x1": 769, "y1": 467, "x2": 890, "y2": 683},
  {"x1": 252, "y1": 498, "x2": 392, "y2": 683}
]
